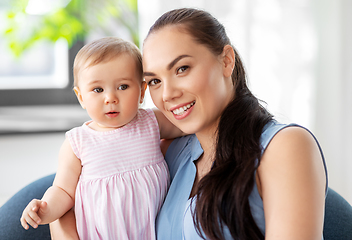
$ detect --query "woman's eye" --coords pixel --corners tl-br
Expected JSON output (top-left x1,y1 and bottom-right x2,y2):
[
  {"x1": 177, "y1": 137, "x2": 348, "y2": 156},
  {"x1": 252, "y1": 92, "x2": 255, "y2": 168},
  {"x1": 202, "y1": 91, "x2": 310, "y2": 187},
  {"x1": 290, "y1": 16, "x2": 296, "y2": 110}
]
[
  {"x1": 147, "y1": 79, "x2": 161, "y2": 86},
  {"x1": 93, "y1": 87, "x2": 104, "y2": 93},
  {"x1": 176, "y1": 66, "x2": 189, "y2": 74},
  {"x1": 118, "y1": 84, "x2": 129, "y2": 90}
]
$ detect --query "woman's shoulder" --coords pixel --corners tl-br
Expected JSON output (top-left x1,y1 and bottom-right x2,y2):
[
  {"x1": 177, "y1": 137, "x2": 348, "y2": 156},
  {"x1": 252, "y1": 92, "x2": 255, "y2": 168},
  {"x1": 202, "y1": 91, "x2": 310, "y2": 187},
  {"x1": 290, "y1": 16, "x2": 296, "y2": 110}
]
[
  {"x1": 260, "y1": 121, "x2": 295, "y2": 150},
  {"x1": 261, "y1": 124, "x2": 324, "y2": 164},
  {"x1": 257, "y1": 121, "x2": 328, "y2": 197},
  {"x1": 260, "y1": 121, "x2": 326, "y2": 160},
  {"x1": 260, "y1": 121, "x2": 322, "y2": 151},
  {"x1": 259, "y1": 121, "x2": 327, "y2": 182}
]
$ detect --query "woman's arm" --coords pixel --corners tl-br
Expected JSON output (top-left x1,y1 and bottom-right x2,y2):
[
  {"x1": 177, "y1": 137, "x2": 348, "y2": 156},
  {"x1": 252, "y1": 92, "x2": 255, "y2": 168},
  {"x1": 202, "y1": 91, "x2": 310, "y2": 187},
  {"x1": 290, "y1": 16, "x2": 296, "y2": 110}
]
[
  {"x1": 160, "y1": 138, "x2": 174, "y2": 156},
  {"x1": 50, "y1": 208, "x2": 79, "y2": 240},
  {"x1": 21, "y1": 138, "x2": 81, "y2": 228},
  {"x1": 153, "y1": 108, "x2": 185, "y2": 139},
  {"x1": 257, "y1": 126, "x2": 326, "y2": 240}
]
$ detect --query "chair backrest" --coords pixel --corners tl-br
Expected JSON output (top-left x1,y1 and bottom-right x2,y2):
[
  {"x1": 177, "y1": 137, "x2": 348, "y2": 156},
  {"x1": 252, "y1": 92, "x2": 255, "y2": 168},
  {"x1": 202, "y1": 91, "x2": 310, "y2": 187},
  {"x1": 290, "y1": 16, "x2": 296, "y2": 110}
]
[{"x1": 323, "y1": 188, "x2": 352, "y2": 240}]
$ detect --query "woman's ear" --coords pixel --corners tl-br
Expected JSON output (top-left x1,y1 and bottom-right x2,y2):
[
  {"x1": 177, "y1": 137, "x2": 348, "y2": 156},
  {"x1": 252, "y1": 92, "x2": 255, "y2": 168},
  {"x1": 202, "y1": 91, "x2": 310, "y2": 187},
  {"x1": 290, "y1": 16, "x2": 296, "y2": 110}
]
[
  {"x1": 73, "y1": 86, "x2": 86, "y2": 109},
  {"x1": 140, "y1": 81, "x2": 147, "y2": 104},
  {"x1": 222, "y1": 45, "x2": 235, "y2": 78}
]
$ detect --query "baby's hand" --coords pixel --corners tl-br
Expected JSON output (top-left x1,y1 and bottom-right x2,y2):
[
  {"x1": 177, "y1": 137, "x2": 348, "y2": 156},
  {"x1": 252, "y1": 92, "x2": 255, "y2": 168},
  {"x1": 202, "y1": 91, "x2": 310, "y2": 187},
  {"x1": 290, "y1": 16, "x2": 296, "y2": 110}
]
[{"x1": 20, "y1": 199, "x2": 48, "y2": 230}]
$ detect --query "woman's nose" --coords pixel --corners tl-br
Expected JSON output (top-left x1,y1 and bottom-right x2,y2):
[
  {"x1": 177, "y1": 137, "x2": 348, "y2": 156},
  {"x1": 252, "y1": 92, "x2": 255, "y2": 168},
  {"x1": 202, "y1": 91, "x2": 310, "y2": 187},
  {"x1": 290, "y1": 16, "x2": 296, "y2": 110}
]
[
  {"x1": 162, "y1": 81, "x2": 182, "y2": 102},
  {"x1": 104, "y1": 92, "x2": 118, "y2": 104}
]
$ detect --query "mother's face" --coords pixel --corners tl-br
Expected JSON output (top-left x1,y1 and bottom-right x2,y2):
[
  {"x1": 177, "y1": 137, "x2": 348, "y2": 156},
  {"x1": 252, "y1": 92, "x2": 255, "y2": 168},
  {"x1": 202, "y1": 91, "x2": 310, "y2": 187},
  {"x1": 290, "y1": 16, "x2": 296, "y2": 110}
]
[{"x1": 143, "y1": 26, "x2": 235, "y2": 135}]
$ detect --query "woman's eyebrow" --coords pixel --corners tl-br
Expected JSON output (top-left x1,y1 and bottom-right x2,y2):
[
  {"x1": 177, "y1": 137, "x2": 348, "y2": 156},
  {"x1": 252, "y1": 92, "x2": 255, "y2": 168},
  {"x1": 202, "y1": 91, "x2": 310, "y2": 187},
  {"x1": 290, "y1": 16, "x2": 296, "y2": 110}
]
[
  {"x1": 143, "y1": 54, "x2": 192, "y2": 77},
  {"x1": 167, "y1": 54, "x2": 191, "y2": 70},
  {"x1": 143, "y1": 72, "x2": 155, "y2": 77}
]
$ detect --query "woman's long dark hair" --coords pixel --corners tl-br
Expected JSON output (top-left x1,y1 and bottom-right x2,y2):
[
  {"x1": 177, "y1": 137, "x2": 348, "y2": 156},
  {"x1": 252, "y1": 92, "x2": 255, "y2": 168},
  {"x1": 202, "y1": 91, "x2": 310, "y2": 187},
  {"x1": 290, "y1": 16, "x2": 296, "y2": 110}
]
[{"x1": 146, "y1": 8, "x2": 273, "y2": 240}]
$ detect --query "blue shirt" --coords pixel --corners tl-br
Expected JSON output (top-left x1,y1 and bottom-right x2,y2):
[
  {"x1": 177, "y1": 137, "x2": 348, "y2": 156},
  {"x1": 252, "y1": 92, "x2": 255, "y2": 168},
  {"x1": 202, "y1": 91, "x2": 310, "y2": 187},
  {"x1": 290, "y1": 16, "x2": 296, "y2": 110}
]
[{"x1": 156, "y1": 121, "x2": 328, "y2": 239}]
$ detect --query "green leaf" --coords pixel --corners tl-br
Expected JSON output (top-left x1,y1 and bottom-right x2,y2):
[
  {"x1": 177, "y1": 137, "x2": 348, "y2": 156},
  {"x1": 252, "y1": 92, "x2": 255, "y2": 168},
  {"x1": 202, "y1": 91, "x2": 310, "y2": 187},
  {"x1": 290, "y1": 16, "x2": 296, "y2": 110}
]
[{"x1": 3, "y1": 0, "x2": 139, "y2": 56}]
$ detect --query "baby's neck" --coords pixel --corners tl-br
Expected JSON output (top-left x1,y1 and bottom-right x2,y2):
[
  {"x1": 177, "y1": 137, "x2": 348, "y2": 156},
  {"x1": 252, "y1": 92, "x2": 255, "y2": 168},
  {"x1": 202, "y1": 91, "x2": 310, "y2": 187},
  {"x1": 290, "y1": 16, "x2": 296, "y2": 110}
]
[{"x1": 86, "y1": 121, "x2": 125, "y2": 132}]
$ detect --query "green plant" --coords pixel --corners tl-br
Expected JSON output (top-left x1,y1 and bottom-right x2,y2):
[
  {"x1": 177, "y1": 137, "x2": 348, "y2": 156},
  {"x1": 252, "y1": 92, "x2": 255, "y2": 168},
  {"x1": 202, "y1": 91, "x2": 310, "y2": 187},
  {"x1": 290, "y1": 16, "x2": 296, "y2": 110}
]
[{"x1": 3, "y1": 0, "x2": 139, "y2": 57}]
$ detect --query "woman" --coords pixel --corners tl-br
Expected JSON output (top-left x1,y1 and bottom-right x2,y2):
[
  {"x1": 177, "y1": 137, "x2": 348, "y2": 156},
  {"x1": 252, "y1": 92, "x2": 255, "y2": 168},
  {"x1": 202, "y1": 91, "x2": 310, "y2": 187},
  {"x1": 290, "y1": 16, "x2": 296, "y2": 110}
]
[{"x1": 0, "y1": 8, "x2": 327, "y2": 240}]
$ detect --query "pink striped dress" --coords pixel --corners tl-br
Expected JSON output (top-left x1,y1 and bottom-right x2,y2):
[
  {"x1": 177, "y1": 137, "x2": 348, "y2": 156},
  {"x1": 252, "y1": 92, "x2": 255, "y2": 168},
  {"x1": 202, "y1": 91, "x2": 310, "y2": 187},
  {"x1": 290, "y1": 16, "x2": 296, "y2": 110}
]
[{"x1": 66, "y1": 109, "x2": 169, "y2": 240}]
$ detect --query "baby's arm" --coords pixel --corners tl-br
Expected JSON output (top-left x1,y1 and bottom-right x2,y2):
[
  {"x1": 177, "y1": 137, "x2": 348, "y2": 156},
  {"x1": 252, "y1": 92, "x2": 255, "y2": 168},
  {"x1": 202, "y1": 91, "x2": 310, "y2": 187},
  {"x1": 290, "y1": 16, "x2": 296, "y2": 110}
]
[
  {"x1": 20, "y1": 138, "x2": 81, "y2": 229},
  {"x1": 153, "y1": 108, "x2": 185, "y2": 139}
]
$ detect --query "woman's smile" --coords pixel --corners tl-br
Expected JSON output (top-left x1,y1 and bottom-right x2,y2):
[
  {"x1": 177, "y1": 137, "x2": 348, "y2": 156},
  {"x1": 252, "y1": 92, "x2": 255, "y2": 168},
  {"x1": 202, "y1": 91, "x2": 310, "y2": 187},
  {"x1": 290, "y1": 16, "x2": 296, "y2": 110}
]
[{"x1": 170, "y1": 100, "x2": 195, "y2": 119}]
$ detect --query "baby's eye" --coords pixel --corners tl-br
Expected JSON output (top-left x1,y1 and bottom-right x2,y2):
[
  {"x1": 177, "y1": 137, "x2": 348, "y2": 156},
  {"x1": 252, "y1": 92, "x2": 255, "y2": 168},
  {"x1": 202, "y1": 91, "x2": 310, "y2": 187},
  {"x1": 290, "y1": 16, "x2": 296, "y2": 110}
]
[
  {"x1": 147, "y1": 79, "x2": 161, "y2": 86},
  {"x1": 93, "y1": 87, "x2": 104, "y2": 93},
  {"x1": 118, "y1": 84, "x2": 129, "y2": 90},
  {"x1": 176, "y1": 66, "x2": 189, "y2": 74}
]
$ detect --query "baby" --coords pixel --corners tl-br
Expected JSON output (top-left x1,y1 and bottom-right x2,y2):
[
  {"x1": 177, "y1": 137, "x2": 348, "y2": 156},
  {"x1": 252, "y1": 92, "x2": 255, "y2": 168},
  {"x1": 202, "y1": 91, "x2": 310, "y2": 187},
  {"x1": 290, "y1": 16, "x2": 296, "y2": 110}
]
[{"x1": 20, "y1": 37, "x2": 182, "y2": 239}]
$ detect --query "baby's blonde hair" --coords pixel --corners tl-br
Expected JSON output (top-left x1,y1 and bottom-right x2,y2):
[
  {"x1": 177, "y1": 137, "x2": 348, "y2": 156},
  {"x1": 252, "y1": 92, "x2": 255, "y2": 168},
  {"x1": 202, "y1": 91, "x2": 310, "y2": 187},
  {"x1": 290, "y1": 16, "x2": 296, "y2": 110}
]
[{"x1": 73, "y1": 37, "x2": 142, "y2": 86}]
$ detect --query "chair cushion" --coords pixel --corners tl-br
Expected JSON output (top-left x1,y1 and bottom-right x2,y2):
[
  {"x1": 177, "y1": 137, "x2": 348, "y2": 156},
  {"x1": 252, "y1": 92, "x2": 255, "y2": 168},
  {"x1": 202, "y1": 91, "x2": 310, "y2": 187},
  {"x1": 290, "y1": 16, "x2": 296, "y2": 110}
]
[{"x1": 323, "y1": 188, "x2": 352, "y2": 240}]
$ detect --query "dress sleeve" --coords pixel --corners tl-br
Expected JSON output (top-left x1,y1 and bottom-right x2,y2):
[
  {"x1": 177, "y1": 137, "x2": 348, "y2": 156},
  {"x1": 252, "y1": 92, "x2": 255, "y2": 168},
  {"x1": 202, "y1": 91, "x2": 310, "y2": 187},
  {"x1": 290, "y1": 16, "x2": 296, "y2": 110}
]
[{"x1": 65, "y1": 128, "x2": 81, "y2": 160}]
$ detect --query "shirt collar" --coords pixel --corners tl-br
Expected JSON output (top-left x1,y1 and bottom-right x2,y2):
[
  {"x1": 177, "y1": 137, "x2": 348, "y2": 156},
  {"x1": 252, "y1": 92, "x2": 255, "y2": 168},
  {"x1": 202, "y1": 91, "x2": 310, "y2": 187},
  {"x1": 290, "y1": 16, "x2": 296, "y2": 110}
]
[{"x1": 189, "y1": 135, "x2": 204, "y2": 162}]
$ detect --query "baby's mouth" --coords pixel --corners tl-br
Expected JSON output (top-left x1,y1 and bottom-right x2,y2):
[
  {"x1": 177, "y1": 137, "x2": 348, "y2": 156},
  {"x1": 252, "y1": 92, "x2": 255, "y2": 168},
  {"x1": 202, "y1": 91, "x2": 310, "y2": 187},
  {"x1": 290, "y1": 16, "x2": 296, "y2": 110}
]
[
  {"x1": 171, "y1": 101, "x2": 195, "y2": 116},
  {"x1": 106, "y1": 111, "x2": 119, "y2": 117}
]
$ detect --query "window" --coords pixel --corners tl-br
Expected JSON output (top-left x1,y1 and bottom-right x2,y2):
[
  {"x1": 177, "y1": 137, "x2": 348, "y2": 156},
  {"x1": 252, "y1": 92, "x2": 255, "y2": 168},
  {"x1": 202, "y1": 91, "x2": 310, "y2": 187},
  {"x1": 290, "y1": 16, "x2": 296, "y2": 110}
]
[
  {"x1": 0, "y1": 42, "x2": 82, "y2": 106},
  {"x1": 0, "y1": 2, "x2": 81, "y2": 106},
  {"x1": 0, "y1": 39, "x2": 69, "y2": 90}
]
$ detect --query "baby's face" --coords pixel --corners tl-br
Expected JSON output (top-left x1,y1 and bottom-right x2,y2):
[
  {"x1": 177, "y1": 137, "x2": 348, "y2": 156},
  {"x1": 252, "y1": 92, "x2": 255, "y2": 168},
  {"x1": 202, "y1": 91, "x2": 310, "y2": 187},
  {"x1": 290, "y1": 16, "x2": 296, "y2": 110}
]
[{"x1": 74, "y1": 53, "x2": 145, "y2": 131}]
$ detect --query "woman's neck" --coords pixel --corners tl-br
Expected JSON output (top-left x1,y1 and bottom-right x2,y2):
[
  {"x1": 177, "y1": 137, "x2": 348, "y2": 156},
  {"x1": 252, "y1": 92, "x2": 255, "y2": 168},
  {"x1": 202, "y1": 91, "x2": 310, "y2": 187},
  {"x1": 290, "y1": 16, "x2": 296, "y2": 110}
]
[
  {"x1": 195, "y1": 120, "x2": 218, "y2": 156},
  {"x1": 196, "y1": 132, "x2": 216, "y2": 158}
]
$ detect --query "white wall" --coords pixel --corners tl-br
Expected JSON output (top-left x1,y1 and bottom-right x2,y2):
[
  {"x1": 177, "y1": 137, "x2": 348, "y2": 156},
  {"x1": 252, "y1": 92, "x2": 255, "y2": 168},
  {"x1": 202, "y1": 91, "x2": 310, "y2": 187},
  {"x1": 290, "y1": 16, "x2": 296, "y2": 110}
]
[
  {"x1": 312, "y1": 0, "x2": 352, "y2": 204},
  {"x1": 0, "y1": 133, "x2": 61, "y2": 206}
]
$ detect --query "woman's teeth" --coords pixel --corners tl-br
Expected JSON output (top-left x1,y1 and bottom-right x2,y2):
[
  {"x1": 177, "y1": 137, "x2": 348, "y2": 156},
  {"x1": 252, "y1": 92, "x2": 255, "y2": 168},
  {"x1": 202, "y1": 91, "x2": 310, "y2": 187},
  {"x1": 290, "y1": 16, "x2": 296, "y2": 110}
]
[{"x1": 172, "y1": 101, "x2": 195, "y2": 115}]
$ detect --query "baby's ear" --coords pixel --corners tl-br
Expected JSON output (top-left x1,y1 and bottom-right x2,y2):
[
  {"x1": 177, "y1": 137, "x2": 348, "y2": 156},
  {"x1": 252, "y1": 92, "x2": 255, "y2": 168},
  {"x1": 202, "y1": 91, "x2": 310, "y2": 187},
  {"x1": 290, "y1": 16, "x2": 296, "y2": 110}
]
[
  {"x1": 73, "y1": 87, "x2": 86, "y2": 109},
  {"x1": 222, "y1": 45, "x2": 235, "y2": 78},
  {"x1": 140, "y1": 81, "x2": 147, "y2": 103}
]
